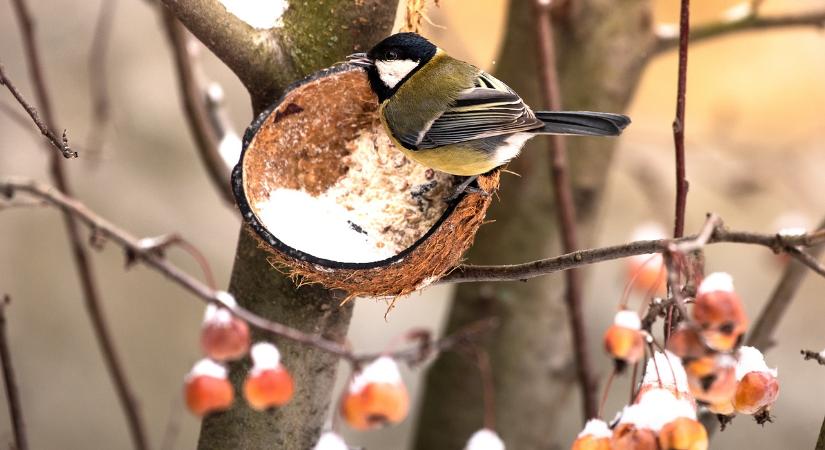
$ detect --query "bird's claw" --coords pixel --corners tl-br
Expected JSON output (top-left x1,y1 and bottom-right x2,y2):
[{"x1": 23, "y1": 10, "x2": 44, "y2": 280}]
[{"x1": 444, "y1": 185, "x2": 489, "y2": 202}]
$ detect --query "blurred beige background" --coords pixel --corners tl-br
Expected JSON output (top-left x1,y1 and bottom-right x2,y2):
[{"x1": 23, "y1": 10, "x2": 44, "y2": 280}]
[{"x1": 1, "y1": 0, "x2": 824, "y2": 448}]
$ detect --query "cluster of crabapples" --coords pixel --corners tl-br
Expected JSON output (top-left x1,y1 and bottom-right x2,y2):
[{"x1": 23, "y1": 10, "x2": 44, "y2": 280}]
[
  {"x1": 183, "y1": 294, "x2": 294, "y2": 416},
  {"x1": 182, "y1": 294, "x2": 503, "y2": 449},
  {"x1": 576, "y1": 270, "x2": 780, "y2": 450}
]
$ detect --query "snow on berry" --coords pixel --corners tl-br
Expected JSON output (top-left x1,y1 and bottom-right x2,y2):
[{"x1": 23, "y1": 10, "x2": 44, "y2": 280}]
[
  {"x1": 641, "y1": 351, "x2": 690, "y2": 396},
  {"x1": 243, "y1": 342, "x2": 294, "y2": 410},
  {"x1": 620, "y1": 388, "x2": 696, "y2": 432},
  {"x1": 604, "y1": 310, "x2": 645, "y2": 366},
  {"x1": 626, "y1": 222, "x2": 668, "y2": 295},
  {"x1": 735, "y1": 346, "x2": 778, "y2": 380},
  {"x1": 697, "y1": 272, "x2": 735, "y2": 295},
  {"x1": 184, "y1": 358, "x2": 234, "y2": 417},
  {"x1": 342, "y1": 356, "x2": 409, "y2": 430},
  {"x1": 200, "y1": 297, "x2": 250, "y2": 361},
  {"x1": 614, "y1": 310, "x2": 642, "y2": 330},
  {"x1": 733, "y1": 347, "x2": 779, "y2": 418},
  {"x1": 465, "y1": 428, "x2": 505, "y2": 450},
  {"x1": 572, "y1": 419, "x2": 611, "y2": 450}
]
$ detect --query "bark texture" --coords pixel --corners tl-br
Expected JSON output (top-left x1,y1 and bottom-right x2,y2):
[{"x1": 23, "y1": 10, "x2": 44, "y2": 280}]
[
  {"x1": 158, "y1": 1, "x2": 398, "y2": 449},
  {"x1": 413, "y1": 1, "x2": 656, "y2": 448}
]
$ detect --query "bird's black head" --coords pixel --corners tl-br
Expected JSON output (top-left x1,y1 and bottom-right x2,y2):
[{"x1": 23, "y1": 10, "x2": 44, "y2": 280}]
[{"x1": 355, "y1": 32, "x2": 438, "y2": 102}]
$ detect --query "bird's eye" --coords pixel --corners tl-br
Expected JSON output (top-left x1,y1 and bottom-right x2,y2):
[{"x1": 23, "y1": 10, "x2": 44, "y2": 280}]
[{"x1": 386, "y1": 50, "x2": 398, "y2": 61}]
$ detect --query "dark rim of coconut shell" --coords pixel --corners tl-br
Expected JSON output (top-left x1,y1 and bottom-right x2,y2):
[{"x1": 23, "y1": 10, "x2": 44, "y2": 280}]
[{"x1": 231, "y1": 64, "x2": 468, "y2": 270}]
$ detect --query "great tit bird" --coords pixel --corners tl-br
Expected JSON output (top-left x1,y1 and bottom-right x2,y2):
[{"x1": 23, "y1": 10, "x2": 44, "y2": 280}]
[{"x1": 347, "y1": 32, "x2": 630, "y2": 195}]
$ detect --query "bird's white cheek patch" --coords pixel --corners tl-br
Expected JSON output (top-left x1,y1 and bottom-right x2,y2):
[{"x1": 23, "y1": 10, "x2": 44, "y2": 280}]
[{"x1": 375, "y1": 59, "x2": 419, "y2": 89}]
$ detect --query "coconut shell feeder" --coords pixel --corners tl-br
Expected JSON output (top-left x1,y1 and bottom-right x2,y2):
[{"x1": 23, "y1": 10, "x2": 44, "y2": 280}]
[{"x1": 232, "y1": 64, "x2": 499, "y2": 298}]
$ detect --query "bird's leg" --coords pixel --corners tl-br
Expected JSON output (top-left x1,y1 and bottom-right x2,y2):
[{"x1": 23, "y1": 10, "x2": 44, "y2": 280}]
[{"x1": 445, "y1": 175, "x2": 489, "y2": 202}]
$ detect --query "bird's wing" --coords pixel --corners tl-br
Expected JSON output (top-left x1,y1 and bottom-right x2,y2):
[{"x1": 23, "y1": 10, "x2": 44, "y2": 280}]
[{"x1": 410, "y1": 72, "x2": 544, "y2": 149}]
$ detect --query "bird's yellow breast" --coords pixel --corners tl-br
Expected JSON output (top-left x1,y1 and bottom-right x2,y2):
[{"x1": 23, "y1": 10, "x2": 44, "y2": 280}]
[{"x1": 378, "y1": 112, "x2": 498, "y2": 176}]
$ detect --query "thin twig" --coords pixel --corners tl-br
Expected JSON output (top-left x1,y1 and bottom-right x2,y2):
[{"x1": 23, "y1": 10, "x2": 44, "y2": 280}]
[
  {"x1": 85, "y1": 0, "x2": 118, "y2": 157},
  {"x1": 672, "y1": 0, "x2": 690, "y2": 238},
  {"x1": 0, "y1": 296, "x2": 28, "y2": 450},
  {"x1": 816, "y1": 414, "x2": 825, "y2": 450},
  {"x1": 533, "y1": 0, "x2": 596, "y2": 421},
  {"x1": 662, "y1": 251, "x2": 690, "y2": 329},
  {"x1": 672, "y1": 213, "x2": 719, "y2": 253},
  {"x1": 0, "y1": 198, "x2": 46, "y2": 210},
  {"x1": 801, "y1": 349, "x2": 825, "y2": 366},
  {"x1": 658, "y1": 215, "x2": 721, "y2": 332},
  {"x1": 0, "y1": 176, "x2": 495, "y2": 367},
  {"x1": 598, "y1": 367, "x2": 617, "y2": 419},
  {"x1": 357, "y1": 318, "x2": 498, "y2": 367},
  {"x1": 748, "y1": 217, "x2": 825, "y2": 351},
  {"x1": 132, "y1": 234, "x2": 217, "y2": 290},
  {"x1": 161, "y1": 10, "x2": 235, "y2": 204},
  {"x1": 441, "y1": 220, "x2": 825, "y2": 284},
  {"x1": 664, "y1": 213, "x2": 717, "y2": 338},
  {"x1": 0, "y1": 64, "x2": 76, "y2": 158},
  {"x1": 8, "y1": 1, "x2": 148, "y2": 448},
  {"x1": 640, "y1": 298, "x2": 671, "y2": 332},
  {"x1": 653, "y1": 9, "x2": 825, "y2": 55},
  {"x1": 784, "y1": 246, "x2": 825, "y2": 278}
]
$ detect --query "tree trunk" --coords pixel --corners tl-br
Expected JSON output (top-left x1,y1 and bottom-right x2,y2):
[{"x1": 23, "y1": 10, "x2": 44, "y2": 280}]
[
  {"x1": 158, "y1": 1, "x2": 399, "y2": 448},
  {"x1": 413, "y1": 1, "x2": 655, "y2": 448},
  {"x1": 197, "y1": 230, "x2": 353, "y2": 450}
]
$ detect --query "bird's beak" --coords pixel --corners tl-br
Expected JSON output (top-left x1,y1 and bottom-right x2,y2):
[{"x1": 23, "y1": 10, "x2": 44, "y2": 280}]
[{"x1": 346, "y1": 52, "x2": 372, "y2": 68}]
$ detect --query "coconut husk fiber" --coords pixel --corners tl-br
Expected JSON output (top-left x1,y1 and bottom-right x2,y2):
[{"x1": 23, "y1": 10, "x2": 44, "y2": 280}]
[{"x1": 232, "y1": 64, "x2": 499, "y2": 298}]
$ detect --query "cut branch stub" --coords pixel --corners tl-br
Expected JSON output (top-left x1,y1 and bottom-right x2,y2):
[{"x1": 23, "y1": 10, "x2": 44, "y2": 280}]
[{"x1": 232, "y1": 65, "x2": 498, "y2": 298}]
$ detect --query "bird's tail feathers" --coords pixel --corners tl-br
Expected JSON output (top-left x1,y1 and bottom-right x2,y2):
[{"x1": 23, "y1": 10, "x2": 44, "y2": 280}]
[{"x1": 534, "y1": 111, "x2": 630, "y2": 137}]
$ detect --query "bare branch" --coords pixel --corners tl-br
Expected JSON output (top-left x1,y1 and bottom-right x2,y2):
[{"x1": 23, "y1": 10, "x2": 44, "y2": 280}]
[
  {"x1": 654, "y1": 8, "x2": 825, "y2": 55},
  {"x1": 784, "y1": 246, "x2": 825, "y2": 278},
  {"x1": 8, "y1": 1, "x2": 148, "y2": 447},
  {"x1": 748, "y1": 218, "x2": 825, "y2": 351},
  {"x1": 801, "y1": 349, "x2": 825, "y2": 366},
  {"x1": 161, "y1": 10, "x2": 235, "y2": 205},
  {"x1": 132, "y1": 234, "x2": 218, "y2": 290},
  {"x1": 671, "y1": 213, "x2": 720, "y2": 253},
  {"x1": 0, "y1": 296, "x2": 28, "y2": 450},
  {"x1": 817, "y1": 414, "x2": 825, "y2": 450},
  {"x1": 671, "y1": 0, "x2": 690, "y2": 238},
  {"x1": 662, "y1": 251, "x2": 690, "y2": 329},
  {"x1": 0, "y1": 198, "x2": 46, "y2": 210},
  {"x1": 85, "y1": 0, "x2": 117, "y2": 158},
  {"x1": 533, "y1": 0, "x2": 596, "y2": 421},
  {"x1": 441, "y1": 220, "x2": 825, "y2": 284},
  {"x1": 0, "y1": 177, "x2": 495, "y2": 367},
  {"x1": 0, "y1": 64, "x2": 76, "y2": 158}
]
